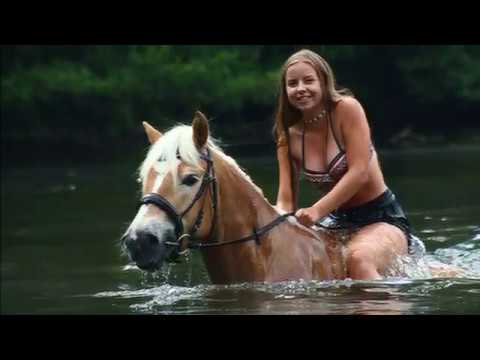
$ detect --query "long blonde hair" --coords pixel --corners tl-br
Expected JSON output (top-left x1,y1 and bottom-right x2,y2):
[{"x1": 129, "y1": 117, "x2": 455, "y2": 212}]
[
  {"x1": 272, "y1": 49, "x2": 353, "y2": 208},
  {"x1": 272, "y1": 49, "x2": 353, "y2": 142}
]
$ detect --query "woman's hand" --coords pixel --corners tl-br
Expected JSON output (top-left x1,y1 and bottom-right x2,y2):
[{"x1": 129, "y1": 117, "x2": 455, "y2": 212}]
[{"x1": 295, "y1": 206, "x2": 321, "y2": 227}]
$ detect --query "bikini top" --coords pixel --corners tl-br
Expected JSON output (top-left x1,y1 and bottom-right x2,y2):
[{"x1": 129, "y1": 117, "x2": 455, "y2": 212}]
[
  {"x1": 276, "y1": 114, "x2": 373, "y2": 192},
  {"x1": 302, "y1": 115, "x2": 348, "y2": 191},
  {"x1": 302, "y1": 115, "x2": 374, "y2": 191}
]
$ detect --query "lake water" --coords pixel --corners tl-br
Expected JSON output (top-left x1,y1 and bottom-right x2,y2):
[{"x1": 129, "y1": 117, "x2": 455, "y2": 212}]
[{"x1": 2, "y1": 146, "x2": 479, "y2": 314}]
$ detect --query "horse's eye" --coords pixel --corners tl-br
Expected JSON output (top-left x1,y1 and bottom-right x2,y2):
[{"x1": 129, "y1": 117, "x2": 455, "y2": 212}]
[{"x1": 182, "y1": 174, "x2": 199, "y2": 186}]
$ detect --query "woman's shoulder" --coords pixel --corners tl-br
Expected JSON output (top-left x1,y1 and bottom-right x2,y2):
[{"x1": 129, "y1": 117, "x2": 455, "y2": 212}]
[
  {"x1": 333, "y1": 96, "x2": 366, "y2": 124},
  {"x1": 334, "y1": 96, "x2": 363, "y2": 112}
]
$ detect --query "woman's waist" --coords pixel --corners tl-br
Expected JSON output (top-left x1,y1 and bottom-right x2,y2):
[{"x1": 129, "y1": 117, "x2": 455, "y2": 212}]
[
  {"x1": 333, "y1": 186, "x2": 392, "y2": 219},
  {"x1": 336, "y1": 176, "x2": 386, "y2": 204}
]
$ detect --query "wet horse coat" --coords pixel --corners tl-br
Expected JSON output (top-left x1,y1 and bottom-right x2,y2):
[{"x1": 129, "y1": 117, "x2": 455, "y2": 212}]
[{"x1": 122, "y1": 112, "x2": 347, "y2": 284}]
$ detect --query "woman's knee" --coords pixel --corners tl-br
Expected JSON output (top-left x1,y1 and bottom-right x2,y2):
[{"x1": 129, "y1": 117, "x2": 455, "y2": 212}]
[
  {"x1": 346, "y1": 249, "x2": 374, "y2": 269},
  {"x1": 346, "y1": 250, "x2": 380, "y2": 279}
]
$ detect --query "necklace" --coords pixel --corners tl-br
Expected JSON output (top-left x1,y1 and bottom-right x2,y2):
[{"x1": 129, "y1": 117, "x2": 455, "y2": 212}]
[{"x1": 304, "y1": 109, "x2": 327, "y2": 125}]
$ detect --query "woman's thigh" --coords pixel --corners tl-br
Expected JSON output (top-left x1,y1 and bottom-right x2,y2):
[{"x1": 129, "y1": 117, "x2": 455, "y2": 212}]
[{"x1": 346, "y1": 222, "x2": 408, "y2": 273}]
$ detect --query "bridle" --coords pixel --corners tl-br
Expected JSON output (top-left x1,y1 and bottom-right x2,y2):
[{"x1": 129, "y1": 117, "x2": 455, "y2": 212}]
[{"x1": 139, "y1": 147, "x2": 294, "y2": 262}]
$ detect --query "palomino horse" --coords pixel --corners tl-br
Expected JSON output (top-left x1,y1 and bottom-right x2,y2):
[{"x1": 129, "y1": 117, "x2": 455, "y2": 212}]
[
  {"x1": 121, "y1": 111, "x2": 347, "y2": 284},
  {"x1": 120, "y1": 111, "x2": 463, "y2": 284}
]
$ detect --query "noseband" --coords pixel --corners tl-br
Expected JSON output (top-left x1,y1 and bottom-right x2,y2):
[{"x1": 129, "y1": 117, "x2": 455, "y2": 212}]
[
  {"x1": 139, "y1": 148, "x2": 217, "y2": 261},
  {"x1": 139, "y1": 147, "x2": 294, "y2": 262}
]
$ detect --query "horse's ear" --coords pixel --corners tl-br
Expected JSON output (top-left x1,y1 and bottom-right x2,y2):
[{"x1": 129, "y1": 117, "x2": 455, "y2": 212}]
[
  {"x1": 192, "y1": 111, "x2": 209, "y2": 149},
  {"x1": 142, "y1": 121, "x2": 162, "y2": 144}
]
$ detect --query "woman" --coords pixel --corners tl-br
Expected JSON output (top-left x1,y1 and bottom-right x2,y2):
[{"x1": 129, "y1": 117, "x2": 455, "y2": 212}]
[{"x1": 273, "y1": 49, "x2": 413, "y2": 280}]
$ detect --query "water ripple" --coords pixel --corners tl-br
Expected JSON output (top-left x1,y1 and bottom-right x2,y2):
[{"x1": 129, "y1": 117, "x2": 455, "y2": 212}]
[{"x1": 97, "y1": 221, "x2": 480, "y2": 314}]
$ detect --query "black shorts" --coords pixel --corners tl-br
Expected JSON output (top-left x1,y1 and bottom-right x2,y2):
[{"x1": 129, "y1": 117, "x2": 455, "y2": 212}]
[{"x1": 316, "y1": 188, "x2": 413, "y2": 249}]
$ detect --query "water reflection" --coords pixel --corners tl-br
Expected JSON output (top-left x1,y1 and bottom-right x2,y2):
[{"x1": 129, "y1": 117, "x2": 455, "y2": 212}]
[
  {"x1": 3, "y1": 148, "x2": 480, "y2": 314},
  {"x1": 93, "y1": 279, "x2": 419, "y2": 315},
  {"x1": 93, "y1": 216, "x2": 480, "y2": 315},
  {"x1": 95, "y1": 273, "x2": 480, "y2": 315}
]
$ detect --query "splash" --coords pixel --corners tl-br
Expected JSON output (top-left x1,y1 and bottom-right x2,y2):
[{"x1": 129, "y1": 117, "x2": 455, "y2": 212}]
[
  {"x1": 428, "y1": 237, "x2": 480, "y2": 278},
  {"x1": 382, "y1": 235, "x2": 432, "y2": 279},
  {"x1": 94, "y1": 284, "x2": 208, "y2": 313},
  {"x1": 384, "y1": 254, "x2": 433, "y2": 279}
]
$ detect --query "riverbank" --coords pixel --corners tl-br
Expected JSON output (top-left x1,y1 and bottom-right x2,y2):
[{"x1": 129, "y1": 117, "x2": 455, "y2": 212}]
[{"x1": 2, "y1": 131, "x2": 480, "y2": 169}]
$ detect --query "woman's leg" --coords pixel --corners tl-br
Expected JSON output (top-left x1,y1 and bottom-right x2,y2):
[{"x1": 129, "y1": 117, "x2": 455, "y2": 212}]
[{"x1": 345, "y1": 222, "x2": 408, "y2": 280}]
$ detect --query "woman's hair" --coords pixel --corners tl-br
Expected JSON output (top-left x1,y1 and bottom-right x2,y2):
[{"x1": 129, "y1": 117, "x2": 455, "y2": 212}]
[
  {"x1": 272, "y1": 48, "x2": 353, "y2": 143},
  {"x1": 272, "y1": 49, "x2": 353, "y2": 208}
]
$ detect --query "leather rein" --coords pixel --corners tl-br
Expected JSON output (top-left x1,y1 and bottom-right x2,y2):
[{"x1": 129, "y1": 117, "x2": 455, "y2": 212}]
[{"x1": 138, "y1": 148, "x2": 294, "y2": 261}]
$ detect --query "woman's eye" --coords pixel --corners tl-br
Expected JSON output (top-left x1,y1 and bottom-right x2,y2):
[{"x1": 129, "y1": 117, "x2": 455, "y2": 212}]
[{"x1": 182, "y1": 175, "x2": 199, "y2": 186}]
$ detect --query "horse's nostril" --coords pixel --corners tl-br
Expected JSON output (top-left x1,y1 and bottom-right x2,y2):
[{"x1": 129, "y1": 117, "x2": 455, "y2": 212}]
[
  {"x1": 147, "y1": 234, "x2": 158, "y2": 246},
  {"x1": 123, "y1": 236, "x2": 135, "y2": 250},
  {"x1": 136, "y1": 232, "x2": 159, "y2": 251},
  {"x1": 121, "y1": 228, "x2": 171, "y2": 271}
]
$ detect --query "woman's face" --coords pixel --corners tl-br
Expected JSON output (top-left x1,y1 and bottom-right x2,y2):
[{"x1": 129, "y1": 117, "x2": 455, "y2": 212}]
[{"x1": 285, "y1": 61, "x2": 323, "y2": 113}]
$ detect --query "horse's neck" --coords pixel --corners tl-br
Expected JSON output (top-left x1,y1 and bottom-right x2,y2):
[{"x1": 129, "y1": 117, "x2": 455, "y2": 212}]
[
  {"x1": 202, "y1": 152, "x2": 339, "y2": 283},
  {"x1": 215, "y1": 156, "x2": 276, "y2": 239},
  {"x1": 200, "y1": 154, "x2": 280, "y2": 283}
]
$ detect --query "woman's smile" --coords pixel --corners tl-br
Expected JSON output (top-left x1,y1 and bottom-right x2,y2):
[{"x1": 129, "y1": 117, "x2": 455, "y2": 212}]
[{"x1": 285, "y1": 61, "x2": 323, "y2": 111}]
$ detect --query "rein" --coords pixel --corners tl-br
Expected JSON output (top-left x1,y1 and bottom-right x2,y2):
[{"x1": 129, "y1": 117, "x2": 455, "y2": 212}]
[
  {"x1": 139, "y1": 147, "x2": 295, "y2": 260},
  {"x1": 187, "y1": 211, "x2": 295, "y2": 249}
]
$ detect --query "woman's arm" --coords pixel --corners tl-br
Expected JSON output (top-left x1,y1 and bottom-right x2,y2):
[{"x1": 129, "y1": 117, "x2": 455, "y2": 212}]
[
  {"x1": 275, "y1": 140, "x2": 298, "y2": 213},
  {"x1": 296, "y1": 98, "x2": 372, "y2": 225}
]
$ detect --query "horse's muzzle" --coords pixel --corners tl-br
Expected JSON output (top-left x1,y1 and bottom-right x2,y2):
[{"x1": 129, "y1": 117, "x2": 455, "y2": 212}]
[{"x1": 122, "y1": 230, "x2": 172, "y2": 271}]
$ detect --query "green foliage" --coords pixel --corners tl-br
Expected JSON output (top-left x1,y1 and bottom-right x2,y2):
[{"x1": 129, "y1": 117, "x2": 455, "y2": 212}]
[
  {"x1": 396, "y1": 45, "x2": 480, "y2": 102},
  {"x1": 2, "y1": 45, "x2": 480, "y2": 157}
]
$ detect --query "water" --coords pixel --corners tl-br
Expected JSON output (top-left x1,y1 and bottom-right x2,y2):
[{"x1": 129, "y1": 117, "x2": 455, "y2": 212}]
[{"x1": 2, "y1": 146, "x2": 480, "y2": 314}]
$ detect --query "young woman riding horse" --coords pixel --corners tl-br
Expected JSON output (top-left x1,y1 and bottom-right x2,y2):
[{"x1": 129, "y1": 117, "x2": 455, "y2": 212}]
[{"x1": 120, "y1": 111, "x2": 462, "y2": 283}]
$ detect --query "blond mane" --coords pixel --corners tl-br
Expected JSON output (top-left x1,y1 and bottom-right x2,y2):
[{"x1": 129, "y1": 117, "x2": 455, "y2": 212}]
[{"x1": 138, "y1": 124, "x2": 264, "y2": 197}]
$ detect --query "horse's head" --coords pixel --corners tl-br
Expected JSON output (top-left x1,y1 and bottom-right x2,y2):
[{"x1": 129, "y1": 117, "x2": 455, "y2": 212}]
[{"x1": 121, "y1": 111, "x2": 218, "y2": 271}]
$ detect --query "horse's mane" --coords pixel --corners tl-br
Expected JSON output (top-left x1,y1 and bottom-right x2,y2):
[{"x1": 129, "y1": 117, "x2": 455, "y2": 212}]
[
  {"x1": 139, "y1": 124, "x2": 321, "y2": 243},
  {"x1": 138, "y1": 124, "x2": 264, "y2": 197}
]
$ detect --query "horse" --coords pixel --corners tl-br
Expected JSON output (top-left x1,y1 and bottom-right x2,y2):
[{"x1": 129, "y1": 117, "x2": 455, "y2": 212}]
[
  {"x1": 120, "y1": 111, "x2": 349, "y2": 284},
  {"x1": 120, "y1": 111, "x2": 464, "y2": 284}
]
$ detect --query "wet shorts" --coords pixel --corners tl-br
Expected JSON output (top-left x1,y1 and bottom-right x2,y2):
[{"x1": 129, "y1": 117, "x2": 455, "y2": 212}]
[{"x1": 315, "y1": 188, "x2": 413, "y2": 249}]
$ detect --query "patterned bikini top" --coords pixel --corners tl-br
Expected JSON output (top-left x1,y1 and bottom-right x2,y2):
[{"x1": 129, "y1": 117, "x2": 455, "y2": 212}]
[{"x1": 302, "y1": 116, "x2": 373, "y2": 191}]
